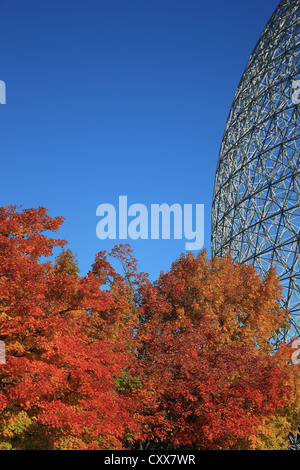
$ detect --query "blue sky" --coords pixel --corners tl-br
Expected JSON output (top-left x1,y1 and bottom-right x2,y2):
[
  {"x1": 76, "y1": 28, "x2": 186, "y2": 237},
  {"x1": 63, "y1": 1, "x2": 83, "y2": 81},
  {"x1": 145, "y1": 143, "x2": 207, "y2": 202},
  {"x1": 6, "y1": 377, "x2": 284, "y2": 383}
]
[{"x1": 0, "y1": 0, "x2": 279, "y2": 280}]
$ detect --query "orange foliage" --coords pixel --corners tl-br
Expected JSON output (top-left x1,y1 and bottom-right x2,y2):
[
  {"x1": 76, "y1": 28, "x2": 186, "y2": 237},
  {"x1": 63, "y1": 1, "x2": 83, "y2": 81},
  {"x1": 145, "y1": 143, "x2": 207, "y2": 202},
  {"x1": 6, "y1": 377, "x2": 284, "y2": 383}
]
[
  {"x1": 135, "y1": 251, "x2": 296, "y2": 450},
  {"x1": 0, "y1": 206, "x2": 298, "y2": 450},
  {"x1": 0, "y1": 206, "x2": 139, "y2": 449}
]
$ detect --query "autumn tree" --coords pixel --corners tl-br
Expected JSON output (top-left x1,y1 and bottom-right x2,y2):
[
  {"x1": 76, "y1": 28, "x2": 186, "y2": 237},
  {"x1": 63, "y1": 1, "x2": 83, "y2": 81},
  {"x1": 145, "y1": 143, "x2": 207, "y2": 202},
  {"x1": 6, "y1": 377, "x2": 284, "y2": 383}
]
[
  {"x1": 54, "y1": 248, "x2": 80, "y2": 278},
  {"x1": 0, "y1": 204, "x2": 297, "y2": 450},
  {"x1": 134, "y1": 250, "x2": 295, "y2": 450},
  {"x1": 0, "y1": 206, "x2": 140, "y2": 450},
  {"x1": 250, "y1": 340, "x2": 300, "y2": 450}
]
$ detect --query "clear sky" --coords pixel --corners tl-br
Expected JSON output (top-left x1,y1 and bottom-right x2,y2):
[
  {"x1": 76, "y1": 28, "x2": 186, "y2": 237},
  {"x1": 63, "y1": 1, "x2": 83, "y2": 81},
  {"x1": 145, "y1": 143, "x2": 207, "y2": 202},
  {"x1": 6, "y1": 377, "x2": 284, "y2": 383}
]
[{"x1": 0, "y1": 0, "x2": 280, "y2": 280}]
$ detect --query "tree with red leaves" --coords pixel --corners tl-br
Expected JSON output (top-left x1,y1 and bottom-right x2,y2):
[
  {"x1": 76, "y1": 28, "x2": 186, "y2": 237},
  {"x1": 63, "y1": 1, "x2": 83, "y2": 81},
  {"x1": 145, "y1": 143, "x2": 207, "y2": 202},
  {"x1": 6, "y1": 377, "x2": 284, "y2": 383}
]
[
  {"x1": 0, "y1": 205, "x2": 296, "y2": 450},
  {"x1": 0, "y1": 206, "x2": 139, "y2": 450},
  {"x1": 135, "y1": 251, "x2": 292, "y2": 450}
]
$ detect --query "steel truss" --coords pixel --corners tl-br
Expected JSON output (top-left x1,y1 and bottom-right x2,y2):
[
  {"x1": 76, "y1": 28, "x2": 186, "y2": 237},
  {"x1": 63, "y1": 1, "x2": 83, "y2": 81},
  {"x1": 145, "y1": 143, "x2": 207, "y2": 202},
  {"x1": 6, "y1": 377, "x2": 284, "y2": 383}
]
[{"x1": 211, "y1": 0, "x2": 300, "y2": 343}]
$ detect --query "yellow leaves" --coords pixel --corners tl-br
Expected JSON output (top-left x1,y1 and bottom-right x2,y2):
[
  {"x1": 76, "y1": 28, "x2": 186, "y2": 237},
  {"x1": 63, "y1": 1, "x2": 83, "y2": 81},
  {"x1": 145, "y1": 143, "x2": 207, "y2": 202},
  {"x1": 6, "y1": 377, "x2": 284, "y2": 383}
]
[
  {"x1": 8, "y1": 341, "x2": 26, "y2": 356},
  {"x1": 1, "y1": 411, "x2": 32, "y2": 439},
  {"x1": 251, "y1": 415, "x2": 296, "y2": 450},
  {"x1": 0, "y1": 442, "x2": 13, "y2": 450},
  {"x1": 54, "y1": 436, "x2": 90, "y2": 450},
  {"x1": 162, "y1": 251, "x2": 289, "y2": 353}
]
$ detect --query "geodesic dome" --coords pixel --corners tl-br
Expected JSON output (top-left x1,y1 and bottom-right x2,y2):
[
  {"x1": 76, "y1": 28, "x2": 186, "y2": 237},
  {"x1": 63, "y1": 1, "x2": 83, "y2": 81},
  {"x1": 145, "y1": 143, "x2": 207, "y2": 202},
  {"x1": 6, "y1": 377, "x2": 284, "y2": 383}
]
[{"x1": 211, "y1": 0, "x2": 300, "y2": 342}]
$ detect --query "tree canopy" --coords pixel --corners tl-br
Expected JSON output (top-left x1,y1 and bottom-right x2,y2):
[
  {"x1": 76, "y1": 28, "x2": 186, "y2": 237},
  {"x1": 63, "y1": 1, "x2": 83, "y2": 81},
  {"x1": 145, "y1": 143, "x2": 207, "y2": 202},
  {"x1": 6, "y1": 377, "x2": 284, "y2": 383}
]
[{"x1": 0, "y1": 205, "x2": 298, "y2": 450}]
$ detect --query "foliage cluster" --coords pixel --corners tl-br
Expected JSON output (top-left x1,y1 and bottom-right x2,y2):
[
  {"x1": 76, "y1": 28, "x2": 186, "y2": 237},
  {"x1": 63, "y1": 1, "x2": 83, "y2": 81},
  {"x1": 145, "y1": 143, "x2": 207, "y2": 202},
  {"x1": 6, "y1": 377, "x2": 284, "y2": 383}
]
[{"x1": 0, "y1": 205, "x2": 299, "y2": 450}]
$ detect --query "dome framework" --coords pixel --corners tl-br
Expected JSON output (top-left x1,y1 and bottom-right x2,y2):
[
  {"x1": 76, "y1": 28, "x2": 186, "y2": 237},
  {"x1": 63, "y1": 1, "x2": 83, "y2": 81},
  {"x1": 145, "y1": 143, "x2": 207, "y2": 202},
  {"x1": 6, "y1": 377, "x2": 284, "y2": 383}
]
[{"x1": 211, "y1": 0, "x2": 300, "y2": 343}]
